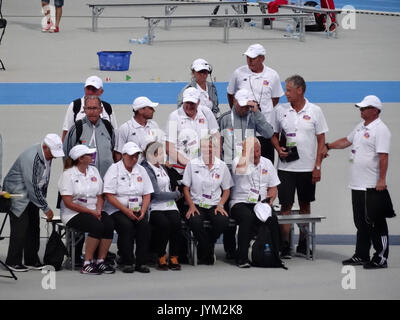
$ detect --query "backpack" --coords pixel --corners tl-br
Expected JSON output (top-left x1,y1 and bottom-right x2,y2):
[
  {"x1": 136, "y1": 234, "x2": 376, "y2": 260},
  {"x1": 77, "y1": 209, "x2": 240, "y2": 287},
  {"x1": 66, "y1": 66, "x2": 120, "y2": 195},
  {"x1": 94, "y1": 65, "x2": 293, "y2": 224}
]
[
  {"x1": 75, "y1": 118, "x2": 113, "y2": 145},
  {"x1": 72, "y1": 98, "x2": 112, "y2": 123},
  {"x1": 43, "y1": 230, "x2": 68, "y2": 271},
  {"x1": 304, "y1": 1, "x2": 325, "y2": 32},
  {"x1": 248, "y1": 215, "x2": 287, "y2": 269}
]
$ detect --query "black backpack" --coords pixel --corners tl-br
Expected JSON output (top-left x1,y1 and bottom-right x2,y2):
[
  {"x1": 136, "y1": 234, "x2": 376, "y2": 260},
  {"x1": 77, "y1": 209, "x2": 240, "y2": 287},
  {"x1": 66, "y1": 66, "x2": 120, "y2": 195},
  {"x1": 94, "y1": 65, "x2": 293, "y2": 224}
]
[
  {"x1": 74, "y1": 118, "x2": 113, "y2": 145},
  {"x1": 43, "y1": 230, "x2": 68, "y2": 271},
  {"x1": 248, "y1": 215, "x2": 287, "y2": 269},
  {"x1": 72, "y1": 98, "x2": 112, "y2": 123},
  {"x1": 304, "y1": 1, "x2": 325, "y2": 32}
]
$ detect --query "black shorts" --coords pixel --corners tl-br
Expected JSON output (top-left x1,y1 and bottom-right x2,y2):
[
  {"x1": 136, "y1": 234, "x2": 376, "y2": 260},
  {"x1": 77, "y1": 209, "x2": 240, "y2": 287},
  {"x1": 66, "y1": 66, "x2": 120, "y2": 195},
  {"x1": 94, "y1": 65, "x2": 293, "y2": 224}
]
[{"x1": 277, "y1": 170, "x2": 316, "y2": 206}]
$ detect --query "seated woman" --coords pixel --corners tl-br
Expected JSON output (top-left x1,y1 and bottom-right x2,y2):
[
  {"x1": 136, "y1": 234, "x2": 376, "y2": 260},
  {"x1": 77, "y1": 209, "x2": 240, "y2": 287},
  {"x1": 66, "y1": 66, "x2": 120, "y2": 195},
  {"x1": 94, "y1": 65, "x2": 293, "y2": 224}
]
[
  {"x1": 141, "y1": 141, "x2": 182, "y2": 271},
  {"x1": 230, "y1": 137, "x2": 280, "y2": 268},
  {"x1": 58, "y1": 145, "x2": 115, "y2": 275},
  {"x1": 103, "y1": 142, "x2": 154, "y2": 274},
  {"x1": 182, "y1": 135, "x2": 233, "y2": 265}
]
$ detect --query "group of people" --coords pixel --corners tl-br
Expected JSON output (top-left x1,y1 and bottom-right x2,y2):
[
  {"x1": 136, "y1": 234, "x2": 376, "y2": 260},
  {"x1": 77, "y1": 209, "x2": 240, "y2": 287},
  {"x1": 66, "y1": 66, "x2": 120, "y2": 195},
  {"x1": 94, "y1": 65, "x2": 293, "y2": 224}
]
[{"x1": 0, "y1": 43, "x2": 392, "y2": 275}]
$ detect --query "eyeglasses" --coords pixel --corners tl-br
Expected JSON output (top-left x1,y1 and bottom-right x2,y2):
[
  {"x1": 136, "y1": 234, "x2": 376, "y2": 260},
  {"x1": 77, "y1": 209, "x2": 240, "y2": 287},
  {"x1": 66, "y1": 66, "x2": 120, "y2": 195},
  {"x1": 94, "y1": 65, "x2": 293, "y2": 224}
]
[{"x1": 83, "y1": 107, "x2": 101, "y2": 111}]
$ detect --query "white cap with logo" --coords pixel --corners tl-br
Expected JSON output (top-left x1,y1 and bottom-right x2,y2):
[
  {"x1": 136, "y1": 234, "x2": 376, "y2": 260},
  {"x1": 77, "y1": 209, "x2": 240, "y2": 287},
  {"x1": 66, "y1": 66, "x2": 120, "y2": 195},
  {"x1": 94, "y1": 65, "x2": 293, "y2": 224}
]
[
  {"x1": 132, "y1": 96, "x2": 159, "y2": 111},
  {"x1": 355, "y1": 95, "x2": 383, "y2": 111},
  {"x1": 85, "y1": 76, "x2": 103, "y2": 89},
  {"x1": 234, "y1": 88, "x2": 253, "y2": 107},
  {"x1": 43, "y1": 133, "x2": 65, "y2": 158},
  {"x1": 243, "y1": 43, "x2": 266, "y2": 59},
  {"x1": 69, "y1": 145, "x2": 96, "y2": 160},
  {"x1": 122, "y1": 142, "x2": 142, "y2": 155},
  {"x1": 182, "y1": 87, "x2": 200, "y2": 103},
  {"x1": 191, "y1": 58, "x2": 211, "y2": 72}
]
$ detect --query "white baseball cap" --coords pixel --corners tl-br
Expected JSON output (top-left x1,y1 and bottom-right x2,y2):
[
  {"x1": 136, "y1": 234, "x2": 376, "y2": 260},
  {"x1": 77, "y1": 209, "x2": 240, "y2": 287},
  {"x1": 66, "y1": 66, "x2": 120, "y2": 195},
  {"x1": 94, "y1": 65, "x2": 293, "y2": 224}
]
[
  {"x1": 234, "y1": 88, "x2": 253, "y2": 107},
  {"x1": 182, "y1": 87, "x2": 200, "y2": 103},
  {"x1": 43, "y1": 133, "x2": 65, "y2": 158},
  {"x1": 132, "y1": 96, "x2": 159, "y2": 111},
  {"x1": 122, "y1": 142, "x2": 142, "y2": 155},
  {"x1": 243, "y1": 43, "x2": 266, "y2": 59},
  {"x1": 355, "y1": 95, "x2": 383, "y2": 110},
  {"x1": 69, "y1": 145, "x2": 96, "y2": 160},
  {"x1": 85, "y1": 76, "x2": 103, "y2": 89},
  {"x1": 191, "y1": 58, "x2": 211, "y2": 72},
  {"x1": 254, "y1": 202, "x2": 272, "y2": 222}
]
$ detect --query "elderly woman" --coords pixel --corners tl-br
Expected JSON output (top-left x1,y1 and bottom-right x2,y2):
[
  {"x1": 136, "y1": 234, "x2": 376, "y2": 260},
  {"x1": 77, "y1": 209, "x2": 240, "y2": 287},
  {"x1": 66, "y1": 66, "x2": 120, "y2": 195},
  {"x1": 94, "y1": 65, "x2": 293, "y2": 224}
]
[
  {"x1": 177, "y1": 58, "x2": 220, "y2": 118},
  {"x1": 103, "y1": 142, "x2": 154, "y2": 274},
  {"x1": 141, "y1": 141, "x2": 182, "y2": 271},
  {"x1": 229, "y1": 137, "x2": 280, "y2": 268},
  {"x1": 58, "y1": 144, "x2": 115, "y2": 275},
  {"x1": 182, "y1": 135, "x2": 233, "y2": 265}
]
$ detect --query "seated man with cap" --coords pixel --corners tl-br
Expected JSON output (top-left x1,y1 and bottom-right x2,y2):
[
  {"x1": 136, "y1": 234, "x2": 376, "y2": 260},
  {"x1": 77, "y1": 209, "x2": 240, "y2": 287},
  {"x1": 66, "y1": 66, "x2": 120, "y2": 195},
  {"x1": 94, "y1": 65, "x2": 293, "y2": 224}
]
[
  {"x1": 61, "y1": 75, "x2": 117, "y2": 142},
  {"x1": 229, "y1": 136, "x2": 280, "y2": 268},
  {"x1": 115, "y1": 96, "x2": 162, "y2": 162},
  {"x1": 3, "y1": 134, "x2": 65, "y2": 272}
]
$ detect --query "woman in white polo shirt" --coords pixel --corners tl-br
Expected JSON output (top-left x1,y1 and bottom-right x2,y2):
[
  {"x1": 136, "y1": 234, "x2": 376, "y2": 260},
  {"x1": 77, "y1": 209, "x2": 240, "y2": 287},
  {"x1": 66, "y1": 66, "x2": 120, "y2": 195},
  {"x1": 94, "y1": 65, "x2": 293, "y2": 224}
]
[
  {"x1": 182, "y1": 135, "x2": 233, "y2": 265},
  {"x1": 141, "y1": 141, "x2": 182, "y2": 271},
  {"x1": 103, "y1": 142, "x2": 154, "y2": 274},
  {"x1": 58, "y1": 145, "x2": 115, "y2": 275},
  {"x1": 230, "y1": 137, "x2": 280, "y2": 268}
]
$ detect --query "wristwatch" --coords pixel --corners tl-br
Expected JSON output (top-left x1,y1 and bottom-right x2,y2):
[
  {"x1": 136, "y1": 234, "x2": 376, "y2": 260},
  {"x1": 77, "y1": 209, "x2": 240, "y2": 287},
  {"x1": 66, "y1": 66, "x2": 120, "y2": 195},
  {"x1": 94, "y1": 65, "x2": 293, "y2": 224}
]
[{"x1": 315, "y1": 166, "x2": 321, "y2": 170}]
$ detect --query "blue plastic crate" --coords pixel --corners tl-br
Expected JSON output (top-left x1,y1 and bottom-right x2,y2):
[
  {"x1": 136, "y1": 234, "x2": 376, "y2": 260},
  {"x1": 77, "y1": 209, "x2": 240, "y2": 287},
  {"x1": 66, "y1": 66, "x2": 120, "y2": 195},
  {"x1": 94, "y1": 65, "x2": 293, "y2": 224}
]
[{"x1": 97, "y1": 51, "x2": 132, "y2": 71}]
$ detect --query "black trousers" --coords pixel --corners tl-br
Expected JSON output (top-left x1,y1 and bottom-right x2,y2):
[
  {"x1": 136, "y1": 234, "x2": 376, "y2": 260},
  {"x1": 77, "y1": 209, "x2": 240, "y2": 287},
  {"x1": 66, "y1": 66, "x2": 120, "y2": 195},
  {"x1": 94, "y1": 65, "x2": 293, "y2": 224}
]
[
  {"x1": 6, "y1": 202, "x2": 41, "y2": 266},
  {"x1": 352, "y1": 190, "x2": 389, "y2": 263},
  {"x1": 66, "y1": 211, "x2": 114, "y2": 240},
  {"x1": 149, "y1": 210, "x2": 181, "y2": 258},
  {"x1": 111, "y1": 211, "x2": 150, "y2": 266},
  {"x1": 187, "y1": 205, "x2": 229, "y2": 260},
  {"x1": 230, "y1": 203, "x2": 260, "y2": 263},
  {"x1": 257, "y1": 136, "x2": 275, "y2": 163}
]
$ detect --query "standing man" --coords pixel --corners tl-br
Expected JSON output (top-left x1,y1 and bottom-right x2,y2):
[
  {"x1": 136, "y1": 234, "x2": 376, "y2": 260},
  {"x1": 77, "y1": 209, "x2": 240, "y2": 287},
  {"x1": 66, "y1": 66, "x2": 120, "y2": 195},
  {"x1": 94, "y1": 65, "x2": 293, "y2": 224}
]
[
  {"x1": 323, "y1": 95, "x2": 392, "y2": 269},
  {"x1": 4, "y1": 134, "x2": 64, "y2": 272},
  {"x1": 41, "y1": 0, "x2": 64, "y2": 33},
  {"x1": 63, "y1": 95, "x2": 115, "y2": 178},
  {"x1": 271, "y1": 75, "x2": 328, "y2": 258},
  {"x1": 61, "y1": 76, "x2": 117, "y2": 142},
  {"x1": 227, "y1": 43, "x2": 284, "y2": 162},
  {"x1": 115, "y1": 96, "x2": 161, "y2": 161}
]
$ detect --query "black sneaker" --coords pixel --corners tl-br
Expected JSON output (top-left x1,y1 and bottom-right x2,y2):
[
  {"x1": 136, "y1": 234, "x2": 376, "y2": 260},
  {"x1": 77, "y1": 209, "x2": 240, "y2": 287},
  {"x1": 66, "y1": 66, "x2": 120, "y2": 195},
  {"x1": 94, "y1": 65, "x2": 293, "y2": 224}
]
[
  {"x1": 96, "y1": 262, "x2": 116, "y2": 274},
  {"x1": 26, "y1": 262, "x2": 46, "y2": 270},
  {"x1": 7, "y1": 264, "x2": 29, "y2": 272},
  {"x1": 121, "y1": 265, "x2": 135, "y2": 273},
  {"x1": 280, "y1": 242, "x2": 292, "y2": 259},
  {"x1": 81, "y1": 263, "x2": 101, "y2": 275},
  {"x1": 342, "y1": 256, "x2": 369, "y2": 266},
  {"x1": 296, "y1": 243, "x2": 313, "y2": 258},
  {"x1": 135, "y1": 265, "x2": 150, "y2": 273},
  {"x1": 363, "y1": 260, "x2": 388, "y2": 269},
  {"x1": 237, "y1": 260, "x2": 251, "y2": 268}
]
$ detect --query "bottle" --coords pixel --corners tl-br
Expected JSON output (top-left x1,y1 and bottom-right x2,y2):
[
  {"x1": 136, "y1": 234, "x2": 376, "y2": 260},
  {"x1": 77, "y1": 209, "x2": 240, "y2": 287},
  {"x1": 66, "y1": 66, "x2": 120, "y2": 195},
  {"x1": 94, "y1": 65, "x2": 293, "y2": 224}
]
[
  {"x1": 286, "y1": 23, "x2": 292, "y2": 34},
  {"x1": 264, "y1": 243, "x2": 272, "y2": 256},
  {"x1": 129, "y1": 38, "x2": 138, "y2": 44}
]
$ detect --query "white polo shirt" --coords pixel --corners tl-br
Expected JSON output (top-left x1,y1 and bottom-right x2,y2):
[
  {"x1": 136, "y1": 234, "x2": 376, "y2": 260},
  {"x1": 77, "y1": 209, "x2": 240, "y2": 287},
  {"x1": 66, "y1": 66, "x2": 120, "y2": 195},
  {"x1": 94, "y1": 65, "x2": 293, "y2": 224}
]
[
  {"x1": 227, "y1": 64, "x2": 284, "y2": 124},
  {"x1": 102, "y1": 160, "x2": 154, "y2": 215},
  {"x1": 230, "y1": 156, "x2": 280, "y2": 208},
  {"x1": 58, "y1": 166, "x2": 103, "y2": 225},
  {"x1": 166, "y1": 106, "x2": 219, "y2": 173},
  {"x1": 115, "y1": 117, "x2": 161, "y2": 153},
  {"x1": 273, "y1": 99, "x2": 329, "y2": 172},
  {"x1": 182, "y1": 156, "x2": 233, "y2": 208},
  {"x1": 62, "y1": 97, "x2": 118, "y2": 131},
  {"x1": 347, "y1": 118, "x2": 391, "y2": 191},
  {"x1": 148, "y1": 163, "x2": 178, "y2": 212},
  {"x1": 197, "y1": 84, "x2": 213, "y2": 111}
]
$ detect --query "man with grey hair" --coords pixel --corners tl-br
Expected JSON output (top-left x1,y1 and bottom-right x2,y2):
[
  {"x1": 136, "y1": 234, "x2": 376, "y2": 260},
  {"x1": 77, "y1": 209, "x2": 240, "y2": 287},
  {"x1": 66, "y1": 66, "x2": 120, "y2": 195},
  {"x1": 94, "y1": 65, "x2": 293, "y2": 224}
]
[
  {"x1": 271, "y1": 75, "x2": 328, "y2": 259},
  {"x1": 4, "y1": 134, "x2": 64, "y2": 272}
]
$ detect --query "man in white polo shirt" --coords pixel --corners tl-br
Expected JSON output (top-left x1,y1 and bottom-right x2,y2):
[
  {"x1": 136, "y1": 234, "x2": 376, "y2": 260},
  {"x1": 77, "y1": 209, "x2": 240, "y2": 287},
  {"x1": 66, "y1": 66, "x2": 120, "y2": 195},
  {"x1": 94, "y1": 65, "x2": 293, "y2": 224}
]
[
  {"x1": 227, "y1": 43, "x2": 284, "y2": 162},
  {"x1": 271, "y1": 75, "x2": 328, "y2": 259},
  {"x1": 166, "y1": 87, "x2": 219, "y2": 175},
  {"x1": 323, "y1": 95, "x2": 392, "y2": 269},
  {"x1": 115, "y1": 96, "x2": 161, "y2": 161},
  {"x1": 61, "y1": 75, "x2": 118, "y2": 142}
]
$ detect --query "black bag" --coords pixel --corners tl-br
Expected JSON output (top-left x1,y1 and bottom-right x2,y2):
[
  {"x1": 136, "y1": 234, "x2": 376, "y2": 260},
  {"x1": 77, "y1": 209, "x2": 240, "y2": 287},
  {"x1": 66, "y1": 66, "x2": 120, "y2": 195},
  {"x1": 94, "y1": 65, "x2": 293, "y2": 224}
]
[
  {"x1": 366, "y1": 188, "x2": 396, "y2": 222},
  {"x1": 304, "y1": 1, "x2": 325, "y2": 32},
  {"x1": 43, "y1": 230, "x2": 67, "y2": 271},
  {"x1": 0, "y1": 197, "x2": 11, "y2": 213},
  {"x1": 248, "y1": 215, "x2": 287, "y2": 269}
]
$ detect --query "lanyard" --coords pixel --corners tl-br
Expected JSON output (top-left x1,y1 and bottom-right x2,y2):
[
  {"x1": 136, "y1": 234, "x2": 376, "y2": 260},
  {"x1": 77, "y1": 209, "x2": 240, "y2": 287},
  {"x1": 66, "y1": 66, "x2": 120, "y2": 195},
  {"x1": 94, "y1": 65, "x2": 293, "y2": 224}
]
[
  {"x1": 89, "y1": 124, "x2": 96, "y2": 147},
  {"x1": 249, "y1": 74, "x2": 265, "y2": 105}
]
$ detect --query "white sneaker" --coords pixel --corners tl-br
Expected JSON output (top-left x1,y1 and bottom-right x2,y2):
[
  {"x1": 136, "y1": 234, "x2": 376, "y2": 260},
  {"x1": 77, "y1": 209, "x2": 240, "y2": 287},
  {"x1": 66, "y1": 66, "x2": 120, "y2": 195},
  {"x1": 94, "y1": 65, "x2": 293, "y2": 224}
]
[{"x1": 42, "y1": 20, "x2": 53, "y2": 32}]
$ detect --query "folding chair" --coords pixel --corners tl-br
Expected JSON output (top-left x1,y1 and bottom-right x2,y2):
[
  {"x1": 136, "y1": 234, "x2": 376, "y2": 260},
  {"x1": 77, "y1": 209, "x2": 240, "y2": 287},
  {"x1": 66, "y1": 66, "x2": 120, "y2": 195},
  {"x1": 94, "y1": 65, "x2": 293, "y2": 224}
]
[
  {"x1": 0, "y1": 0, "x2": 7, "y2": 70},
  {"x1": 0, "y1": 206, "x2": 17, "y2": 280}
]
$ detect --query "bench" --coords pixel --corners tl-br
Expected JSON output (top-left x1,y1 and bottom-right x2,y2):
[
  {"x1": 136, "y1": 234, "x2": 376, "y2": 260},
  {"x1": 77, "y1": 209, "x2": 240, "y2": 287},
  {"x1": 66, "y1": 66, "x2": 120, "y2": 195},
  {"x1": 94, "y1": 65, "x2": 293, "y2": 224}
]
[
  {"x1": 143, "y1": 12, "x2": 311, "y2": 44},
  {"x1": 87, "y1": 1, "x2": 248, "y2": 32},
  {"x1": 182, "y1": 210, "x2": 325, "y2": 266}
]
